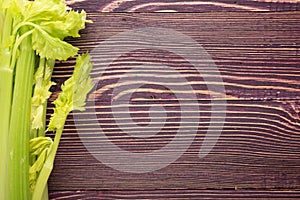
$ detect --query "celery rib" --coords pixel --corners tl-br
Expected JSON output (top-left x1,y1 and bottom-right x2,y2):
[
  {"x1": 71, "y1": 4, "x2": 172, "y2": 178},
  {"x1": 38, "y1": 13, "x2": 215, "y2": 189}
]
[
  {"x1": 8, "y1": 26, "x2": 36, "y2": 200},
  {"x1": 1, "y1": 1, "x2": 91, "y2": 199},
  {"x1": 32, "y1": 129, "x2": 63, "y2": 200},
  {"x1": 10, "y1": 29, "x2": 34, "y2": 70},
  {"x1": 0, "y1": 68, "x2": 13, "y2": 200},
  {"x1": 0, "y1": 9, "x2": 14, "y2": 200}
]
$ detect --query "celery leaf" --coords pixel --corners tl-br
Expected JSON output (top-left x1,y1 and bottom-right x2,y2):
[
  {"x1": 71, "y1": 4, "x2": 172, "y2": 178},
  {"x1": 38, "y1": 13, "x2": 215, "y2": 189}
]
[
  {"x1": 47, "y1": 53, "x2": 94, "y2": 131},
  {"x1": 32, "y1": 28, "x2": 78, "y2": 60}
]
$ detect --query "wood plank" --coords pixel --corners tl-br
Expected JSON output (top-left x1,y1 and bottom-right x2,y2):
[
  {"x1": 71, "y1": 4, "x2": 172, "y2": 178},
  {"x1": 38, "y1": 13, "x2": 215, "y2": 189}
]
[
  {"x1": 47, "y1": 12, "x2": 300, "y2": 191},
  {"x1": 47, "y1": 100, "x2": 300, "y2": 190},
  {"x1": 53, "y1": 12, "x2": 300, "y2": 101},
  {"x1": 49, "y1": 190, "x2": 300, "y2": 199},
  {"x1": 66, "y1": 0, "x2": 300, "y2": 12}
]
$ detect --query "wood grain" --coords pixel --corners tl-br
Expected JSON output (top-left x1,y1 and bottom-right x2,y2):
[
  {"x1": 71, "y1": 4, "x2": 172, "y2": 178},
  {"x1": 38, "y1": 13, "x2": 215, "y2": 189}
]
[
  {"x1": 49, "y1": 190, "x2": 300, "y2": 199},
  {"x1": 47, "y1": 99, "x2": 300, "y2": 190},
  {"x1": 47, "y1": 12, "x2": 300, "y2": 198},
  {"x1": 53, "y1": 12, "x2": 300, "y2": 101},
  {"x1": 66, "y1": 0, "x2": 300, "y2": 12}
]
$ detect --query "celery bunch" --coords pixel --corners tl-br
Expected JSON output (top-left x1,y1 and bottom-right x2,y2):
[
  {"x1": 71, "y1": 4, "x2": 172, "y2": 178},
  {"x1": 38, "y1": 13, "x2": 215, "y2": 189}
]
[{"x1": 0, "y1": 0, "x2": 93, "y2": 199}]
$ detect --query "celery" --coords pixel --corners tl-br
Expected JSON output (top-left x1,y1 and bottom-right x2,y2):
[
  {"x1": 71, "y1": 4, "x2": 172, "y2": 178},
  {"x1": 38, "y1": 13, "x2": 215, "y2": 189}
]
[
  {"x1": 32, "y1": 53, "x2": 93, "y2": 200},
  {"x1": 32, "y1": 129, "x2": 63, "y2": 200},
  {"x1": 8, "y1": 26, "x2": 35, "y2": 200},
  {"x1": 31, "y1": 58, "x2": 55, "y2": 138},
  {"x1": 0, "y1": 68, "x2": 13, "y2": 200},
  {"x1": 0, "y1": 6, "x2": 14, "y2": 200},
  {"x1": 0, "y1": 0, "x2": 92, "y2": 199}
]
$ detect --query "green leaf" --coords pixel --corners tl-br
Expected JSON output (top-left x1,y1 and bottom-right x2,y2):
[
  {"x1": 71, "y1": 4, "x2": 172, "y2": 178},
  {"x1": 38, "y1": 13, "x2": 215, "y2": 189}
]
[
  {"x1": 23, "y1": 0, "x2": 89, "y2": 40},
  {"x1": 30, "y1": 137, "x2": 53, "y2": 156},
  {"x1": 31, "y1": 28, "x2": 78, "y2": 60},
  {"x1": 23, "y1": 0, "x2": 66, "y2": 22},
  {"x1": 31, "y1": 58, "x2": 55, "y2": 130},
  {"x1": 47, "y1": 52, "x2": 94, "y2": 131},
  {"x1": 12, "y1": 0, "x2": 89, "y2": 60},
  {"x1": 63, "y1": 10, "x2": 88, "y2": 38},
  {"x1": 38, "y1": 10, "x2": 88, "y2": 40},
  {"x1": 73, "y1": 53, "x2": 94, "y2": 111}
]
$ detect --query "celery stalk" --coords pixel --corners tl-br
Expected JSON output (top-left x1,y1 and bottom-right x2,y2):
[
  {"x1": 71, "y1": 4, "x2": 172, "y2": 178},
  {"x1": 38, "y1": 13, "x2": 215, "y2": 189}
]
[
  {"x1": 0, "y1": 12, "x2": 3, "y2": 41},
  {"x1": 32, "y1": 53, "x2": 94, "y2": 200},
  {"x1": 1, "y1": 1, "x2": 91, "y2": 199},
  {"x1": 41, "y1": 185, "x2": 49, "y2": 200},
  {"x1": 0, "y1": 8, "x2": 13, "y2": 200},
  {"x1": 32, "y1": 58, "x2": 55, "y2": 200},
  {"x1": 8, "y1": 26, "x2": 36, "y2": 200},
  {"x1": 32, "y1": 129, "x2": 63, "y2": 200},
  {"x1": 0, "y1": 68, "x2": 13, "y2": 200}
]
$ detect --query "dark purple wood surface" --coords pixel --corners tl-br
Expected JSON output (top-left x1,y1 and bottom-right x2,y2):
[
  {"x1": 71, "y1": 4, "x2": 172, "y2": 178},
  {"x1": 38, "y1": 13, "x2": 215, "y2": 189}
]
[
  {"x1": 66, "y1": 0, "x2": 300, "y2": 12},
  {"x1": 50, "y1": 190, "x2": 300, "y2": 199},
  {"x1": 48, "y1": 1, "x2": 300, "y2": 199}
]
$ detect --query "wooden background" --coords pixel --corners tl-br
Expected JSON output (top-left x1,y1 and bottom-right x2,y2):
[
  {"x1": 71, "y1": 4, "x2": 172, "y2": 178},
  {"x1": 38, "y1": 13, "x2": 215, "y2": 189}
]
[{"x1": 48, "y1": 0, "x2": 300, "y2": 199}]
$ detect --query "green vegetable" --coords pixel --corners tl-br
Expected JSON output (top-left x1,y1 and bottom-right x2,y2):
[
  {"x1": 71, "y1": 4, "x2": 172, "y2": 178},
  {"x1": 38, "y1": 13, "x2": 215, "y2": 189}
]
[
  {"x1": 32, "y1": 53, "x2": 93, "y2": 200},
  {"x1": 0, "y1": 0, "x2": 93, "y2": 199}
]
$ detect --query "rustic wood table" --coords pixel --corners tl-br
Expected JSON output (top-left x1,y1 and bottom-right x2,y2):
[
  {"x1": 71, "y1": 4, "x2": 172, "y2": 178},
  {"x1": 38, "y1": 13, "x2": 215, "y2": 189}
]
[{"x1": 48, "y1": 0, "x2": 300, "y2": 199}]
